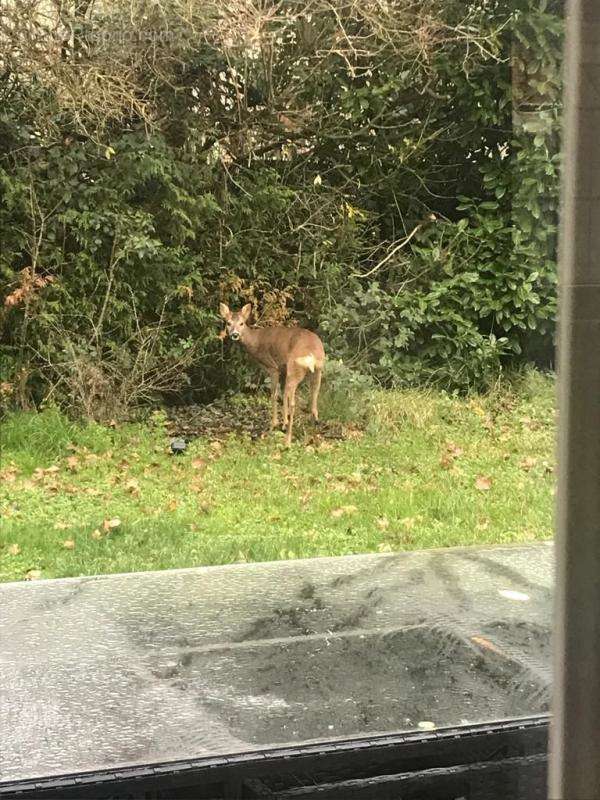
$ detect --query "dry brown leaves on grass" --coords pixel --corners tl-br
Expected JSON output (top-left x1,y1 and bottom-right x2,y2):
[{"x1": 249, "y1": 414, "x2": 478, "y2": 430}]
[
  {"x1": 0, "y1": 466, "x2": 19, "y2": 483},
  {"x1": 519, "y1": 456, "x2": 537, "y2": 472},
  {"x1": 475, "y1": 475, "x2": 493, "y2": 491},
  {"x1": 125, "y1": 478, "x2": 141, "y2": 497},
  {"x1": 66, "y1": 455, "x2": 80, "y2": 471},
  {"x1": 330, "y1": 505, "x2": 358, "y2": 518},
  {"x1": 440, "y1": 440, "x2": 464, "y2": 470}
]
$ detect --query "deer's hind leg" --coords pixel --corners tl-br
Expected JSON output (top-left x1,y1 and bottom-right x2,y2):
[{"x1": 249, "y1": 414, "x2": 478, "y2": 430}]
[
  {"x1": 310, "y1": 367, "x2": 322, "y2": 422},
  {"x1": 279, "y1": 368, "x2": 288, "y2": 429},
  {"x1": 283, "y1": 365, "x2": 305, "y2": 446},
  {"x1": 268, "y1": 369, "x2": 280, "y2": 430}
]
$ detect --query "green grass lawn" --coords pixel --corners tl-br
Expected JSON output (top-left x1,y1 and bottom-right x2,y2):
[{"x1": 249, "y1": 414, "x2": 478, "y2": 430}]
[{"x1": 0, "y1": 371, "x2": 556, "y2": 583}]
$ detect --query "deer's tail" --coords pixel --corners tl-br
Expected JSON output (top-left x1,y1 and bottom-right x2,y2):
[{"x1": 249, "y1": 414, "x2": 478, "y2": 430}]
[{"x1": 295, "y1": 354, "x2": 317, "y2": 373}]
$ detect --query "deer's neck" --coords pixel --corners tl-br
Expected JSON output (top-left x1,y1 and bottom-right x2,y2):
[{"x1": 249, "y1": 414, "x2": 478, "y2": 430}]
[{"x1": 240, "y1": 326, "x2": 263, "y2": 358}]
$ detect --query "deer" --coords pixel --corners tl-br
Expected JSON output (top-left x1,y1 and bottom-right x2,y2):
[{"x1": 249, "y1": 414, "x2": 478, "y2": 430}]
[{"x1": 219, "y1": 303, "x2": 325, "y2": 446}]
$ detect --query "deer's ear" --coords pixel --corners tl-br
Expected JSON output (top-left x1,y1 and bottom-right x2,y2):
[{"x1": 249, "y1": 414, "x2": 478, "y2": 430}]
[
  {"x1": 240, "y1": 303, "x2": 252, "y2": 321},
  {"x1": 219, "y1": 303, "x2": 231, "y2": 320}
]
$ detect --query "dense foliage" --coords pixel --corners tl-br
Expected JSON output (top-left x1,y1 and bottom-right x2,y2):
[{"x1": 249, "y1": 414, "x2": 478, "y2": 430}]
[{"x1": 0, "y1": 0, "x2": 563, "y2": 415}]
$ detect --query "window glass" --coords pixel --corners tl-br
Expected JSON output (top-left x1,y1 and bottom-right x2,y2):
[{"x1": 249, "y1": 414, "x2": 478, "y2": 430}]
[{"x1": 0, "y1": 0, "x2": 561, "y2": 788}]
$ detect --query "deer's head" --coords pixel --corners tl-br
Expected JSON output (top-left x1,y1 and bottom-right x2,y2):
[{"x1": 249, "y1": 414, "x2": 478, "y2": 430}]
[{"x1": 219, "y1": 303, "x2": 252, "y2": 342}]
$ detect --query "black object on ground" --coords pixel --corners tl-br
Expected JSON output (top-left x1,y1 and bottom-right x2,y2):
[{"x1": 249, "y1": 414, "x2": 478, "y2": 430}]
[{"x1": 170, "y1": 437, "x2": 187, "y2": 454}]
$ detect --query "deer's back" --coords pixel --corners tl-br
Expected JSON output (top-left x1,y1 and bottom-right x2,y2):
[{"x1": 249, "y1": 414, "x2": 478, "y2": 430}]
[{"x1": 249, "y1": 326, "x2": 324, "y2": 370}]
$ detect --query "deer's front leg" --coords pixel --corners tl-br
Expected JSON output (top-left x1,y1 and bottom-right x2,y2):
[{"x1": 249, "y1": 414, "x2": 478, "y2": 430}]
[{"x1": 268, "y1": 369, "x2": 280, "y2": 430}]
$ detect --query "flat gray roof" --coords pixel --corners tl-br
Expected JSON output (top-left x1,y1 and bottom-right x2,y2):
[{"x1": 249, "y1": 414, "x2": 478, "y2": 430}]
[{"x1": 0, "y1": 542, "x2": 553, "y2": 785}]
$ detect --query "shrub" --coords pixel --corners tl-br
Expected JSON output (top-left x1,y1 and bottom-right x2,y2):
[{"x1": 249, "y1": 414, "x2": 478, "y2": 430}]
[{"x1": 0, "y1": 0, "x2": 563, "y2": 407}]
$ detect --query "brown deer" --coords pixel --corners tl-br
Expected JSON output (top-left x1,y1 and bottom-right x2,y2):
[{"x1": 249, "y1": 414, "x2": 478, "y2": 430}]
[{"x1": 219, "y1": 303, "x2": 325, "y2": 445}]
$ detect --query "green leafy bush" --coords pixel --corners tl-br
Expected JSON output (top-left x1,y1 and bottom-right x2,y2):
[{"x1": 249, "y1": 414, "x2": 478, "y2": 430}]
[{"x1": 0, "y1": 0, "x2": 563, "y2": 410}]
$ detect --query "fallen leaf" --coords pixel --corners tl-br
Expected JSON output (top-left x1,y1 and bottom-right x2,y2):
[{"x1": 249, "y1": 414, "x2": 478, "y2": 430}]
[
  {"x1": 475, "y1": 475, "x2": 493, "y2": 491},
  {"x1": 90, "y1": 529, "x2": 103, "y2": 540},
  {"x1": 439, "y1": 453, "x2": 454, "y2": 470},
  {"x1": 344, "y1": 426, "x2": 364, "y2": 441},
  {"x1": 299, "y1": 491, "x2": 312, "y2": 507},
  {"x1": 125, "y1": 478, "x2": 140, "y2": 496},
  {"x1": 331, "y1": 480, "x2": 349, "y2": 494},
  {"x1": 191, "y1": 458, "x2": 207, "y2": 470},
  {"x1": 53, "y1": 521, "x2": 70, "y2": 530},
  {"x1": 471, "y1": 635, "x2": 503, "y2": 655},
  {"x1": 26, "y1": 569, "x2": 42, "y2": 580},
  {"x1": 45, "y1": 465, "x2": 60, "y2": 474},
  {"x1": 519, "y1": 456, "x2": 537, "y2": 472},
  {"x1": 446, "y1": 441, "x2": 464, "y2": 458},
  {"x1": 330, "y1": 505, "x2": 358, "y2": 519},
  {"x1": 66, "y1": 455, "x2": 80, "y2": 471},
  {"x1": 317, "y1": 441, "x2": 333, "y2": 452},
  {"x1": 347, "y1": 470, "x2": 363, "y2": 486},
  {"x1": 62, "y1": 539, "x2": 75, "y2": 550},
  {"x1": 7, "y1": 543, "x2": 21, "y2": 556},
  {"x1": 0, "y1": 466, "x2": 19, "y2": 483},
  {"x1": 1, "y1": 505, "x2": 19, "y2": 518},
  {"x1": 102, "y1": 517, "x2": 121, "y2": 532}
]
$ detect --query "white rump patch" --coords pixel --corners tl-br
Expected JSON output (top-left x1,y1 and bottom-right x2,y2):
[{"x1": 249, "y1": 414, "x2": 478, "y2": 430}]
[{"x1": 295, "y1": 354, "x2": 317, "y2": 372}]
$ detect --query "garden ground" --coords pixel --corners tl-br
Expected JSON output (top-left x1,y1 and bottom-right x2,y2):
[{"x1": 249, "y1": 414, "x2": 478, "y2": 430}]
[{"x1": 0, "y1": 370, "x2": 555, "y2": 583}]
